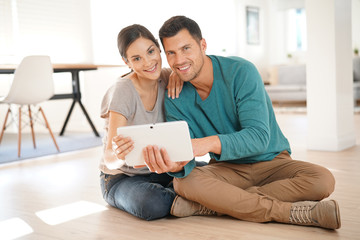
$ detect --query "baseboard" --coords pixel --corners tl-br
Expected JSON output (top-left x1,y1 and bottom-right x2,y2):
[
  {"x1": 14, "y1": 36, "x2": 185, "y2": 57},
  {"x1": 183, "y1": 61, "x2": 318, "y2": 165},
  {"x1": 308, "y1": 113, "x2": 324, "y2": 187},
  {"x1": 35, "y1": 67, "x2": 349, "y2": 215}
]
[{"x1": 307, "y1": 132, "x2": 356, "y2": 151}]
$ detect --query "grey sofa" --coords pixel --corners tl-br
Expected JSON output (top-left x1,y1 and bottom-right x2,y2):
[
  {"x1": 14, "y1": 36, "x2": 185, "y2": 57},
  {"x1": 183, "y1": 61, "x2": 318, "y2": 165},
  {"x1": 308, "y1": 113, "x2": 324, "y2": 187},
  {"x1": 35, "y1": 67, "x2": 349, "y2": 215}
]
[
  {"x1": 265, "y1": 57, "x2": 360, "y2": 103},
  {"x1": 265, "y1": 64, "x2": 306, "y2": 102},
  {"x1": 354, "y1": 57, "x2": 360, "y2": 101}
]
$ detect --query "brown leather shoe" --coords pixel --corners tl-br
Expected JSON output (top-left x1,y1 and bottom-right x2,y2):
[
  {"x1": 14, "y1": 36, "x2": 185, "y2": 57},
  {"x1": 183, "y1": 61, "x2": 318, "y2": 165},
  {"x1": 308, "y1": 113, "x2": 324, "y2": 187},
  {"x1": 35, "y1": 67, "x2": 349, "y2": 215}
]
[
  {"x1": 289, "y1": 200, "x2": 341, "y2": 229},
  {"x1": 170, "y1": 195, "x2": 217, "y2": 217}
]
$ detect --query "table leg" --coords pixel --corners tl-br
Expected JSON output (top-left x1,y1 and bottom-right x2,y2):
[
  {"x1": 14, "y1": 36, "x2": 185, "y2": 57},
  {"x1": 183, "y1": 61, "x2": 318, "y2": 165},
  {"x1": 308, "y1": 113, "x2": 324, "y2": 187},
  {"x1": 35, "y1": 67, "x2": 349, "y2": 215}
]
[
  {"x1": 59, "y1": 100, "x2": 76, "y2": 136},
  {"x1": 78, "y1": 100, "x2": 100, "y2": 137},
  {"x1": 59, "y1": 70, "x2": 100, "y2": 137}
]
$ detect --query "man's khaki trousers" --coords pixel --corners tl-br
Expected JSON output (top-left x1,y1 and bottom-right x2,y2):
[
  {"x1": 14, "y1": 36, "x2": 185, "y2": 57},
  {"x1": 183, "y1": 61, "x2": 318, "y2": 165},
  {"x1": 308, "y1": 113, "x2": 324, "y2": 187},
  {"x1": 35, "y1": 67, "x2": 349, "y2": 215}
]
[{"x1": 174, "y1": 151, "x2": 335, "y2": 223}]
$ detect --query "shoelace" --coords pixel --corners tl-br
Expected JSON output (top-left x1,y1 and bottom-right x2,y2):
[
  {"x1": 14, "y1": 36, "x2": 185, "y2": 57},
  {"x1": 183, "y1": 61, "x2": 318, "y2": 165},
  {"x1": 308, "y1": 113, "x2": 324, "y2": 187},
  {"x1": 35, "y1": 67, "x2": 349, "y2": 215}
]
[
  {"x1": 199, "y1": 206, "x2": 216, "y2": 215},
  {"x1": 289, "y1": 205, "x2": 312, "y2": 223}
]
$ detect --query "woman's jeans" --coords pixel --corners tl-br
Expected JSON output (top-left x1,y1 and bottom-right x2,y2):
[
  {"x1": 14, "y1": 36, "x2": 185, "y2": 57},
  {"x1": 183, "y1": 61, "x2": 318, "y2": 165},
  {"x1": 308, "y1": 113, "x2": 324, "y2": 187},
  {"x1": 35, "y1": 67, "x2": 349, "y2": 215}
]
[{"x1": 100, "y1": 172, "x2": 176, "y2": 220}]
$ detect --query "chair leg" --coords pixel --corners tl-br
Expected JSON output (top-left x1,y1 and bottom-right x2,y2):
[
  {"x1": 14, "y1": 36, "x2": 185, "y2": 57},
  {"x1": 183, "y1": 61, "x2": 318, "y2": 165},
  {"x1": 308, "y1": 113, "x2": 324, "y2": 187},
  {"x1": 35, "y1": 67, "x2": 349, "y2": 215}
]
[
  {"x1": 28, "y1": 105, "x2": 36, "y2": 149},
  {"x1": 0, "y1": 107, "x2": 11, "y2": 144},
  {"x1": 39, "y1": 107, "x2": 60, "y2": 152},
  {"x1": 18, "y1": 106, "x2": 22, "y2": 157}
]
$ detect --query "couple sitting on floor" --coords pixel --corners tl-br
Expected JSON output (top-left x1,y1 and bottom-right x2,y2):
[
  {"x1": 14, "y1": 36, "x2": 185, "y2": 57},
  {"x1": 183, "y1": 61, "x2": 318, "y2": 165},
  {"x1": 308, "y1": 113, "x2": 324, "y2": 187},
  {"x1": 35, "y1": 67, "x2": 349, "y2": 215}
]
[{"x1": 99, "y1": 15, "x2": 341, "y2": 230}]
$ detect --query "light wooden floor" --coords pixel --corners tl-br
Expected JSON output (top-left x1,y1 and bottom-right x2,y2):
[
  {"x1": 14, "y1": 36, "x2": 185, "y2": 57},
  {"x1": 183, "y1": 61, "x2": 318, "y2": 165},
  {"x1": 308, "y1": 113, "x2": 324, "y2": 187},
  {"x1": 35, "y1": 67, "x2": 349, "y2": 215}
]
[{"x1": 1, "y1": 113, "x2": 359, "y2": 240}]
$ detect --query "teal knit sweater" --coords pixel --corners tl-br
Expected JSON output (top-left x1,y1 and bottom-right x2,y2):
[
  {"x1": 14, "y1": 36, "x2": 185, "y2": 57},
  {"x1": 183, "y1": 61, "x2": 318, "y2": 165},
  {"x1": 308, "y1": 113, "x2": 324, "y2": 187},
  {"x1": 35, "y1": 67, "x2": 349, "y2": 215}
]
[{"x1": 165, "y1": 55, "x2": 291, "y2": 178}]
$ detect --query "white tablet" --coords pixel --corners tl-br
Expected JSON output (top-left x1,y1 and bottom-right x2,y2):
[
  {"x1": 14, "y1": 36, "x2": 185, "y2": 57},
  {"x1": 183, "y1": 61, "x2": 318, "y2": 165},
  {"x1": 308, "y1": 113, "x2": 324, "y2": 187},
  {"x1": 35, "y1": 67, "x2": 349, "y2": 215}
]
[{"x1": 117, "y1": 121, "x2": 194, "y2": 167}]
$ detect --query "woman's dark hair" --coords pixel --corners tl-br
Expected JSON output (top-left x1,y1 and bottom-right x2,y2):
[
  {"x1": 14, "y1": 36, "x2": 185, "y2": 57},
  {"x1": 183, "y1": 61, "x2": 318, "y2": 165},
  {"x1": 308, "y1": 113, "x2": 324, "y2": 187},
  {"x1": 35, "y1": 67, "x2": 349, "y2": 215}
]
[
  {"x1": 117, "y1": 24, "x2": 160, "y2": 62},
  {"x1": 158, "y1": 16, "x2": 202, "y2": 45}
]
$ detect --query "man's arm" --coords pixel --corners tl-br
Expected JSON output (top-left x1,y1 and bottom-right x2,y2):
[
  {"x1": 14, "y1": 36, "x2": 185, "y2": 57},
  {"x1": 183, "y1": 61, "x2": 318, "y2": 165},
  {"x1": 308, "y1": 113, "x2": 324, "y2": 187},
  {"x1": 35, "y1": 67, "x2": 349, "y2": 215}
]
[
  {"x1": 191, "y1": 136, "x2": 221, "y2": 157},
  {"x1": 143, "y1": 145, "x2": 196, "y2": 178},
  {"x1": 142, "y1": 135, "x2": 221, "y2": 178},
  {"x1": 214, "y1": 62, "x2": 271, "y2": 161}
]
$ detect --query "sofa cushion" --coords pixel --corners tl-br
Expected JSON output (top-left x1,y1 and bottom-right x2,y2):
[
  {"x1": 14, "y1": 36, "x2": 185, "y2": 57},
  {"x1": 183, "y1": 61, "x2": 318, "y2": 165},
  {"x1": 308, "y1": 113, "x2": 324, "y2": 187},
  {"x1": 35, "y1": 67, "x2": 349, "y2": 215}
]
[
  {"x1": 278, "y1": 64, "x2": 306, "y2": 85},
  {"x1": 265, "y1": 84, "x2": 306, "y2": 92}
]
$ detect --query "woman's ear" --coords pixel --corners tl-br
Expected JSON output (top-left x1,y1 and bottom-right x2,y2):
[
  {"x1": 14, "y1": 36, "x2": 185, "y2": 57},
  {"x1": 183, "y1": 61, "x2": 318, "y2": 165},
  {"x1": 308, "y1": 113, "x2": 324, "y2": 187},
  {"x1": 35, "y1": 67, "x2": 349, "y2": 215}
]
[
  {"x1": 122, "y1": 57, "x2": 131, "y2": 69},
  {"x1": 122, "y1": 57, "x2": 128, "y2": 65}
]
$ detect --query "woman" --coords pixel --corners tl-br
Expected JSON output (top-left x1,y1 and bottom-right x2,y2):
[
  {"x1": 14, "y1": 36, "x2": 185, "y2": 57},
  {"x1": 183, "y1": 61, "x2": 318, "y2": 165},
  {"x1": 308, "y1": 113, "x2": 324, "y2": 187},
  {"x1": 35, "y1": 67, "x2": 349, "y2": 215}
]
[{"x1": 99, "y1": 24, "x2": 183, "y2": 220}]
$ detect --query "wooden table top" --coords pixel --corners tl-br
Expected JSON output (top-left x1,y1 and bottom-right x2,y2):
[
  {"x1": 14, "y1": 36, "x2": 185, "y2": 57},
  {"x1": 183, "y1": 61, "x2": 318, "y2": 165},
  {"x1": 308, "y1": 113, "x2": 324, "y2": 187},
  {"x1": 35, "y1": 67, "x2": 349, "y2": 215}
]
[{"x1": 0, "y1": 63, "x2": 124, "y2": 71}]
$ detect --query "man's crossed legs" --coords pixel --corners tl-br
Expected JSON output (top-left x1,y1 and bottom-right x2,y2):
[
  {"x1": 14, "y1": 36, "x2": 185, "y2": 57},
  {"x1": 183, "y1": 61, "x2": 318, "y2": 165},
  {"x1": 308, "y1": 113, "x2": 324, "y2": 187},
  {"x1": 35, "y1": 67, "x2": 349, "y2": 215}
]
[{"x1": 171, "y1": 151, "x2": 340, "y2": 229}]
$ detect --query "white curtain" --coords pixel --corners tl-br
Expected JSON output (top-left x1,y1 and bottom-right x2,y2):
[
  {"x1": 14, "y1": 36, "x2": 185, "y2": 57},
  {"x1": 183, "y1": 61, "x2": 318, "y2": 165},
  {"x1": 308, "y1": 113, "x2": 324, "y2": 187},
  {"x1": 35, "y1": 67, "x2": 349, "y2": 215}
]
[{"x1": 0, "y1": 0, "x2": 93, "y2": 64}]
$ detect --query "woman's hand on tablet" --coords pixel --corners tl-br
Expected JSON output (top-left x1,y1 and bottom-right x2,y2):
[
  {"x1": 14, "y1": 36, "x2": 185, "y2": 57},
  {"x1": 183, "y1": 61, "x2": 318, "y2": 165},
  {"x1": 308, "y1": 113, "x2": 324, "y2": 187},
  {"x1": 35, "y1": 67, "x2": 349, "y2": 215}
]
[
  {"x1": 143, "y1": 145, "x2": 189, "y2": 174},
  {"x1": 112, "y1": 135, "x2": 134, "y2": 160}
]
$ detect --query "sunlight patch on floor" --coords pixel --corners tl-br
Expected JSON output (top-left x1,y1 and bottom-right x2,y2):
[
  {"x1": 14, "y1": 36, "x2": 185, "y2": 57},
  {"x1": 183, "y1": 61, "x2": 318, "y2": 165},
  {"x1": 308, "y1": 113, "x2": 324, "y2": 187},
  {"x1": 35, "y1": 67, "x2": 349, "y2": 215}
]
[
  {"x1": 0, "y1": 218, "x2": 33, "y2": 240},
  {"x1": 36, "y1": 200, "x2": 107, "y2": 225}
]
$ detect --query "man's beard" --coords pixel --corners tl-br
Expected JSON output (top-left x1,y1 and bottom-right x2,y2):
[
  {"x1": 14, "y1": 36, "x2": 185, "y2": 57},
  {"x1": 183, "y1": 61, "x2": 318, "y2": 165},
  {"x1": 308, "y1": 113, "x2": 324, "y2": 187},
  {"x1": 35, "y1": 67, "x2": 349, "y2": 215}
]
[{"x1": 176, "y1": 58, "x2": 204, "y2": 83}]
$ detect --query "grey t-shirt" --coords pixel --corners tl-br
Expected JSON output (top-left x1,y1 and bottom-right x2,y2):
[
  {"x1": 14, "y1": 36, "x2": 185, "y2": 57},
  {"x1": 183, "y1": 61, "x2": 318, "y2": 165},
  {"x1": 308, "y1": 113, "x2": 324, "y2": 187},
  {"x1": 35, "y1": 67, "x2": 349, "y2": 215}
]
[{"x1": 100, "y1": 69, "x2": 171, "y2": 175}]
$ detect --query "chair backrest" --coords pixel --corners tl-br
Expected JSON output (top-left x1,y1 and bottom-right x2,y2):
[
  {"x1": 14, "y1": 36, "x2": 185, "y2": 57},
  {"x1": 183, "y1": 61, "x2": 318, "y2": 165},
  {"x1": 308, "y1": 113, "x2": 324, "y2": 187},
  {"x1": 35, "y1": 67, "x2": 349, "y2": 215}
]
[{"x1": 5, "y1": 55, "x2": 54, "y2": 105}]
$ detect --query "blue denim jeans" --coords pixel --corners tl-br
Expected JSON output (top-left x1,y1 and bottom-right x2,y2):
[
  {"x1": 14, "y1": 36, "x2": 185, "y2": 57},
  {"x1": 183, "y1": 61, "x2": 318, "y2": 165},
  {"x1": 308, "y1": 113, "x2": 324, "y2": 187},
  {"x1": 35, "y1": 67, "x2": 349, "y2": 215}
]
[{"x1": 100, "y1": 172, "x2": 176, "y2": 220}]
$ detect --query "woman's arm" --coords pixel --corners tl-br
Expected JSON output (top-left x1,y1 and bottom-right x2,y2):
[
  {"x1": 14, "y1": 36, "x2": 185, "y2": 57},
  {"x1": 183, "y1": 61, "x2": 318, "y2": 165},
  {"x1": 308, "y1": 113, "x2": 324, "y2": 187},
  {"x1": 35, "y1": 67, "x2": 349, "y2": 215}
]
[{"x1": 104, "y1": 111, "x2": 134, "y2": 169}]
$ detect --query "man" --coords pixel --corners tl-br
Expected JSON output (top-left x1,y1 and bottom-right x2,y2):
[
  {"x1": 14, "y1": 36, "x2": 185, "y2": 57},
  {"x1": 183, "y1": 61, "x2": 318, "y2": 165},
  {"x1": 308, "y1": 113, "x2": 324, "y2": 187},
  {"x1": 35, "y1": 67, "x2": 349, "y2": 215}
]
[{"x1": 143, "y1": 16, "x2": 340, "y2": 229}]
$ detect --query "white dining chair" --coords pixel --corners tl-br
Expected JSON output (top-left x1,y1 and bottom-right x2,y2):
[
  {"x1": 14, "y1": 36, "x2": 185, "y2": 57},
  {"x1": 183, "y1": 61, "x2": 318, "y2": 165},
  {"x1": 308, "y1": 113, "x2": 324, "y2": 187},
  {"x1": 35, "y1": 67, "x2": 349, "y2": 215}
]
[{"x1": 0, "y1": 55, "x2": 60, "y2": 157}]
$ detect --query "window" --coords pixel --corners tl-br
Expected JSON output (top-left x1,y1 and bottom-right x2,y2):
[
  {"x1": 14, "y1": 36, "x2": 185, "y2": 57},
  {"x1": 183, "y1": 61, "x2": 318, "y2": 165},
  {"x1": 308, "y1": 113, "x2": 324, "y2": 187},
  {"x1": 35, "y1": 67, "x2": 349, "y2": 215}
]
[
  {"x1": 0, "y1": 0, "x2": 92, "y2": 63},
  {"x1": 286, "y1": 8, "x2": 307, "y2": 52}
]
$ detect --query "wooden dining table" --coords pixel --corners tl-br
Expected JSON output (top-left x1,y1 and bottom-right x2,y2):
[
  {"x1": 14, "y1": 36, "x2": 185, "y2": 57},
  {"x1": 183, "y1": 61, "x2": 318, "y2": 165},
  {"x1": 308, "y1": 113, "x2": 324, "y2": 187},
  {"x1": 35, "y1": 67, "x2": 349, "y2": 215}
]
[{"x1": 0, "y1": 63, "x2": 122, "y2": 137}]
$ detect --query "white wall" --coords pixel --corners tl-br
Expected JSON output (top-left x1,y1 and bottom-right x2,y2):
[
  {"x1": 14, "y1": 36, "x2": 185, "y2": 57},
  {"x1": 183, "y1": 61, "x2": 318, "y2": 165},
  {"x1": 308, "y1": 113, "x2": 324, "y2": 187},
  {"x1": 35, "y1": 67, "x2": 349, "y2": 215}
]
[
  {"x1": 1, "y1": 0, "x2": 359, "y2": 136},
  {"x1": 90, "y1": 0, "x2": 239, "y2": 65},
  {"x1": 90, "y1": 0, "x2": 272, "y2": 80},
  {"x1": 306, "y1": 0, "x2": 355, "y2": 151},
  {"x1": 234, "y1": 0, "x2": 269, "y2": 80}
]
